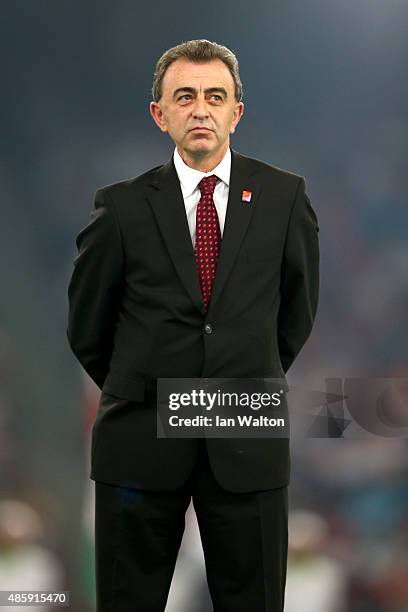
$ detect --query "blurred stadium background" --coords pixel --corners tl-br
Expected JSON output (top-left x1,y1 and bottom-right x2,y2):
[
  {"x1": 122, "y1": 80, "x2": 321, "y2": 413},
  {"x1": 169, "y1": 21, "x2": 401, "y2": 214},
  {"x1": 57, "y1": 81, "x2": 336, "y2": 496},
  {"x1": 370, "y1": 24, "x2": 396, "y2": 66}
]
[{"x1": 1, "y1": 1, "x2": 407, "y2": 610}]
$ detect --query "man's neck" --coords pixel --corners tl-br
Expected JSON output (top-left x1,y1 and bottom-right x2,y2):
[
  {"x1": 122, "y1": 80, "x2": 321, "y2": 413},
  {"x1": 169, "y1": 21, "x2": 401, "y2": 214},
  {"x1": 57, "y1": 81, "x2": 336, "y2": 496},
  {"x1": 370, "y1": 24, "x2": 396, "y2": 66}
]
[{"x1": 177, "y1": 144, "x2": 229, "y2": 172}]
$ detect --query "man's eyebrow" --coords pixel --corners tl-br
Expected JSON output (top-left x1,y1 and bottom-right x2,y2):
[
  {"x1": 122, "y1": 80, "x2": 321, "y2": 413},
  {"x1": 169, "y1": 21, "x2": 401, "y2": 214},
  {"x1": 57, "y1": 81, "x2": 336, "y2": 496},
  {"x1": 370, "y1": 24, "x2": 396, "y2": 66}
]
[{"x1": 173, "y1": 87, "x2": 228, "y2": 99}]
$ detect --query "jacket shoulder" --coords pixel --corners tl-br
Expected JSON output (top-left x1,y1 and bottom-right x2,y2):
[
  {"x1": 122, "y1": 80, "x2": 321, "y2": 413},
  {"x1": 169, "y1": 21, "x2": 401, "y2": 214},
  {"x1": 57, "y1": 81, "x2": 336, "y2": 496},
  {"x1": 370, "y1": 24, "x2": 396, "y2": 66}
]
[
  {"x1": 95, "y1": 163, "x2": 164, "y2": 198},
  {"x1": 236, "y1": 151, "x2": 304, "y2": 184}
]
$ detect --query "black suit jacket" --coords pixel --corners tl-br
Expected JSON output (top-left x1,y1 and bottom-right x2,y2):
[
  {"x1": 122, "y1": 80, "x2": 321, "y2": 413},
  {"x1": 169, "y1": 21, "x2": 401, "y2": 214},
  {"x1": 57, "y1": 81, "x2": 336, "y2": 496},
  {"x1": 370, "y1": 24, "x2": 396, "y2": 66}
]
[{"x1": 67, "y1": 147, "x2": 319, "y2": 492}]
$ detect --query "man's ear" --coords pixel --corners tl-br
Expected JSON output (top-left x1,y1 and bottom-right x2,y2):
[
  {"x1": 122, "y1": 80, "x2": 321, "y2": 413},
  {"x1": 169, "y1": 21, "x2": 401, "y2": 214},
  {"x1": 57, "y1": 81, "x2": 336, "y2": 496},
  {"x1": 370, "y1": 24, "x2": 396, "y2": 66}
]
[
  {"x1": 150, "y1": 101, "x2": 168, "y2": 133},
  {"x1": 230, "y1": 102, "x2": 244, "y2": 134}
]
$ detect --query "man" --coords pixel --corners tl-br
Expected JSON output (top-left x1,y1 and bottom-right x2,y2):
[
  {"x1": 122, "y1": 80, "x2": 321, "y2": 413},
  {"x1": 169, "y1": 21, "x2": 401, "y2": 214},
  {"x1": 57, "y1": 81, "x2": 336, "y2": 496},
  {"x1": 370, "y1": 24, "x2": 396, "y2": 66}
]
[{"x1": 67, "y1": 39, "x2": 319, "y2": 612}]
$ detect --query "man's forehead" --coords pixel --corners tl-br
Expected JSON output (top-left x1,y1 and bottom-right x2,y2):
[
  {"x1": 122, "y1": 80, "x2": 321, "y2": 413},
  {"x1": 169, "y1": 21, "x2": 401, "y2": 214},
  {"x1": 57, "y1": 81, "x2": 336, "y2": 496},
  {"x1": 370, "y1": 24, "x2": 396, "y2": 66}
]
[{"x1": 163, "y1": 58, "x2": 234, "y2": 90}]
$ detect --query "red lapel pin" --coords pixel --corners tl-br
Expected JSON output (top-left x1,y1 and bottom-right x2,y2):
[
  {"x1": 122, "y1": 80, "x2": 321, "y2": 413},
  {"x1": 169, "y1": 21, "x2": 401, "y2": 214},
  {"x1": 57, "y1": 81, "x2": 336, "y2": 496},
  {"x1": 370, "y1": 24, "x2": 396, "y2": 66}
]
[{"x1": 241, "y1": 190, "x2": 252, "y2": 203}]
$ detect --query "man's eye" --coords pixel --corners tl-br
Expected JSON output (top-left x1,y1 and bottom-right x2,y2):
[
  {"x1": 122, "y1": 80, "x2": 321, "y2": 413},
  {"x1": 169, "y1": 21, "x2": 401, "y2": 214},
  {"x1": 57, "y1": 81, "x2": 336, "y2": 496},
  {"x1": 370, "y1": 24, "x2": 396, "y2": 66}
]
[
  {"x1": 210, "y1": 95, "x2": 222, "y2": 101},
  {"x1": 179, "y1": 94, "x2": 191, "y2": 101}
]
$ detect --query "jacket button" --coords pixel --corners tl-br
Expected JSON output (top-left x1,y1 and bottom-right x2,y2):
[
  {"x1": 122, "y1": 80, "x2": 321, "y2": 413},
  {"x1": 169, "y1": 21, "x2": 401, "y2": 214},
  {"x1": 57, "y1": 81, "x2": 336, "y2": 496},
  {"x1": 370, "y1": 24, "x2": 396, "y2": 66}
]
[{"x1": 204, "y1": 323, "x2": 213, "y2": 334}]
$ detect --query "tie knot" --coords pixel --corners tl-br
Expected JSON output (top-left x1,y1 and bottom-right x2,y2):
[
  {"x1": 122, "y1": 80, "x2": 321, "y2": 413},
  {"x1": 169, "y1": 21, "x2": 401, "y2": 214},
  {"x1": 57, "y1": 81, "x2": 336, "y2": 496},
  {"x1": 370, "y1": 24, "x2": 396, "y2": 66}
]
[{"x1": 199, "y1": 175, "x2": 218, "y2": 196}]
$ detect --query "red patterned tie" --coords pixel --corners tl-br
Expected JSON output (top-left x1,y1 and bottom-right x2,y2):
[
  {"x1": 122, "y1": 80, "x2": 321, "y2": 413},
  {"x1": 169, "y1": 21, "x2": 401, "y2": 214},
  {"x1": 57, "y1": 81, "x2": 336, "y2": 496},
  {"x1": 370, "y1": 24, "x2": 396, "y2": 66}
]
[{"x1": 195, "y1": 174, "x2": 221, "y2": 312}]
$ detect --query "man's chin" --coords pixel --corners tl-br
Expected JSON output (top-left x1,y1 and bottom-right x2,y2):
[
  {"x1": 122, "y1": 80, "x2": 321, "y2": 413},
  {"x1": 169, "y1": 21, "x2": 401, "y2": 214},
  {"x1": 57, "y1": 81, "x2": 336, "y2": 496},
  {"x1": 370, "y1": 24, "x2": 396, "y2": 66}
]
[{"x1": 186, "y1": 141, "x2": 215, "y2": 158}]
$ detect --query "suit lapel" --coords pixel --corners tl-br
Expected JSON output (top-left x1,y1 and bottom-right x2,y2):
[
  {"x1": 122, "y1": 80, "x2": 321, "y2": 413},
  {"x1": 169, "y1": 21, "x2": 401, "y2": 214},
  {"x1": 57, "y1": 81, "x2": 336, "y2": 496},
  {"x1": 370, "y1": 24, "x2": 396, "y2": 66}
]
[
  {"x1": 147, "y1": 147, "x2": 260, "y2": 316},
  {"x1": 147, "y1": 158, "x2": 204, "y2": 314},
  {"x1": 208, "y1": 149, "x2": 259, "y2": 313}
]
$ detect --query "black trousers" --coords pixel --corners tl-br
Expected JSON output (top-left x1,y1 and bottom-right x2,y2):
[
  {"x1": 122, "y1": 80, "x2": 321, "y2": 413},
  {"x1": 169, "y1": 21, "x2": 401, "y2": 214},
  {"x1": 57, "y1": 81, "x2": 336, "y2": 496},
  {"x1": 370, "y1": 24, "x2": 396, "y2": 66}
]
[{"x1": 94, "y1": 439, "x2": 288, "y2": 612}]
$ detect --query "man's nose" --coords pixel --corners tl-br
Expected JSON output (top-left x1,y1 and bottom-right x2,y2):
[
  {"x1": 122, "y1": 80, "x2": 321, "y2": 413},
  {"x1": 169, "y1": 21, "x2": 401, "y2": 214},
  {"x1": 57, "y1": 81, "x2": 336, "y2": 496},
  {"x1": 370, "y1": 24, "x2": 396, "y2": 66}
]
[{"x1": 192, "y1": 97, "x2": 209, "y2": 119}]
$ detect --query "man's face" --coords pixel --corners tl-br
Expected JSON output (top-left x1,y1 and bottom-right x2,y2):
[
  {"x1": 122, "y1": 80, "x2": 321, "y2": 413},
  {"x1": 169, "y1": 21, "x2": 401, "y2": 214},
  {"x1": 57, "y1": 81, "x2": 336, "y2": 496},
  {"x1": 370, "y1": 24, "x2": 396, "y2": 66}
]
[{"x1": 150, "y1": 58, "x2": 244, "y2": 164}]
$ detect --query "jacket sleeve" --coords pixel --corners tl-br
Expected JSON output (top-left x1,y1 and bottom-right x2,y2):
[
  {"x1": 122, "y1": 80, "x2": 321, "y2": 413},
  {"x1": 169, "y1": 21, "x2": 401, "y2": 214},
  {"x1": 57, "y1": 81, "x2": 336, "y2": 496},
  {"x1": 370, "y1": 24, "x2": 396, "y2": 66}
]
[
  {"x1": 278, "y1": 177, "x2": 320, "y2": 374},
  {"x1": 66, "y1": 188, "x2": 124, "y2": 389}
]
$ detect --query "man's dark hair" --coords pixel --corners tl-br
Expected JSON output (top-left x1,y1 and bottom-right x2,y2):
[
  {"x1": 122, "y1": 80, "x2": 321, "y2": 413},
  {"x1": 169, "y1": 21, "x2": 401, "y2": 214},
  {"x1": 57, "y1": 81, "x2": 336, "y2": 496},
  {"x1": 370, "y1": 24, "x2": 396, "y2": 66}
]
[{"x1": 151, "y1": 39, "x2": 243, "y2": 103}]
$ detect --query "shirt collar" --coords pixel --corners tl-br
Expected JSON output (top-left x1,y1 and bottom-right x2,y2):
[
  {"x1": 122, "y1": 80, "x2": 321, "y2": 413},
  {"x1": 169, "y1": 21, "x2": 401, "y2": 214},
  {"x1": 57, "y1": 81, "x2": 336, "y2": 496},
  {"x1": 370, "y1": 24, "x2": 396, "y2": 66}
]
[{"x1": 173, "y1": 146, "x2": 231, "y2": 198}]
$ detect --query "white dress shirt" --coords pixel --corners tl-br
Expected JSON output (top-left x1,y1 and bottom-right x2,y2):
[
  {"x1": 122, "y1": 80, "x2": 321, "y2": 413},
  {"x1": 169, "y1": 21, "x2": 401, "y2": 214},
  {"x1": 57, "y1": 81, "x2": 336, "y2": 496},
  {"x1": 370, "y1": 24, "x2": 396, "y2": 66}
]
[{"x1": 173, "y1": 146, "x2": 231, "y2": 248}]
